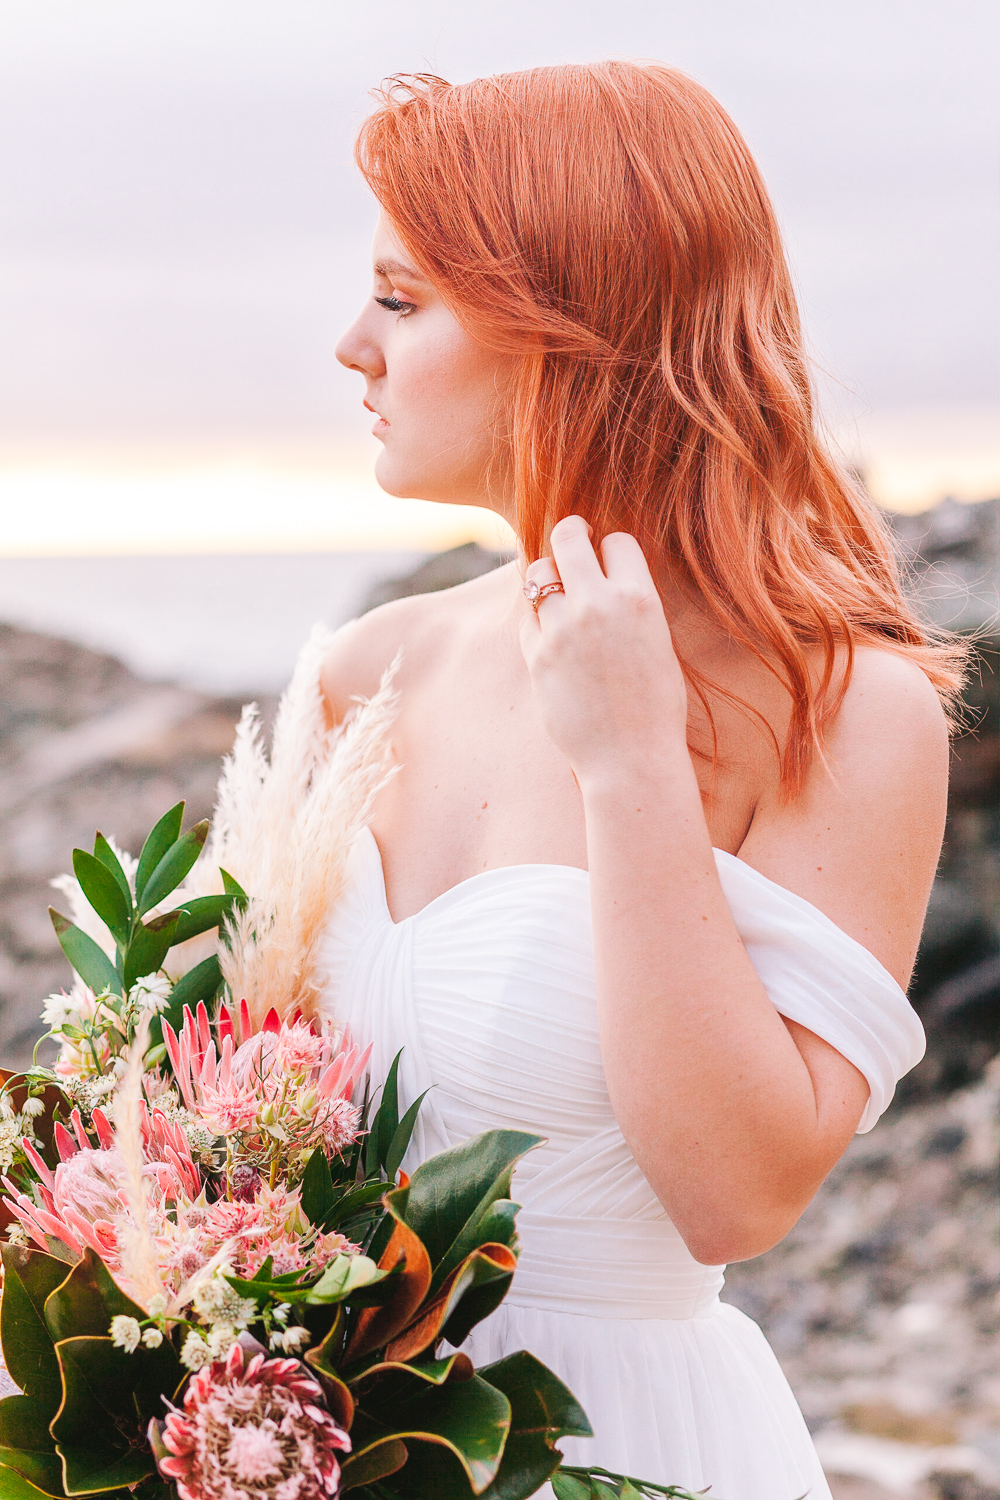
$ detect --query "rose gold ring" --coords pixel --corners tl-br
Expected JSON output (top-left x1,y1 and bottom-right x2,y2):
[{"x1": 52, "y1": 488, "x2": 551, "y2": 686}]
[{"x1": 522, "y1": 579, "x2": 565, "y2": 613}]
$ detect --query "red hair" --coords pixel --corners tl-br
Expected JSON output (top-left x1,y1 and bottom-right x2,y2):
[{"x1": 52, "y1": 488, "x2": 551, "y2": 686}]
[{"x1": 357, "y1": 63, "x2": 965, "y2": 790}]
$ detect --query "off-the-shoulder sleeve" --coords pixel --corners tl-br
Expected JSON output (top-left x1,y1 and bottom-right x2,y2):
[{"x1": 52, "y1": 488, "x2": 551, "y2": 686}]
[{"x1": 713, "y1": 850, "x2": 925, "y2": 1132}]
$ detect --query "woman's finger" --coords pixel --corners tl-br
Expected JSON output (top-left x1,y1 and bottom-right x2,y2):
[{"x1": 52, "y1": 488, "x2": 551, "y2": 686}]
[
  {"x1": 548, "y1": 515, "x2": 606, "y2": 593},
  {"x1": 600, "y1": 531, "x2": 657, "y2": 591}
]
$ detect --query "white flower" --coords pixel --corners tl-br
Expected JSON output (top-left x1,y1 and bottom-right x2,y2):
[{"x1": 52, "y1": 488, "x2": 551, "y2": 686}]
[
  {"x1": 129, "y1": 973, "x2": 172, "y2": 1014},
  {"x1": 0, "y1": 1119, "x2": 21, "y2": 1174},
  {"x1": 20, "y1": 1097, "x2": 44, "y2": 1119},
  {"x1": 208, "y1": 1324, "x2": 237, "y2": 1359},
  {"x1": 109, "y1": 1315, "x2": 141, "y2": 1353},
  {"x1": 6, "y1": 1223, "x2": 28, "y2": 1246},
  {"x1": 269, "y1": 1326, "x2": 310, "y2": 1354},
  {"x1": 147, "y1": 1293, "x2": 167, "y2": 1319},
  {"x1": 272, "y1": 1302, "x2": 291, "y2": 1327},
  {"x1": 141, "y1": 1328, "x2": 163, "y2": 1349},
  {"x1": 180, "y1": 1331, "x2": 212, "y2": 1370}
]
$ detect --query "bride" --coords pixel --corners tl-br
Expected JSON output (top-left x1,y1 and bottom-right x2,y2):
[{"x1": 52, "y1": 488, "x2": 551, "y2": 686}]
[{"x1": 317, "y1": 63, "x2": 961, "y2": 1498}]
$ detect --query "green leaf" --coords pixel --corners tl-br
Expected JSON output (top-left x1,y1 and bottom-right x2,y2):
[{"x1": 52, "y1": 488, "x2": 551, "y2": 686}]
[
  {"x1": 71, "y1": 852, "x2": 130, "y2": 948},
  {"x1": 92, "y1": 834, "x2": 132, "y2": 910},
  {"x1": 0, "y1": 1465, "x2": 66, "y2": 1500},
  {"x1": 306, "y1": 1254, "x2": 386, "y2": 1305},
  {"x1": 151, "y1": 952, "x2": 223, "y2": 1051},
  {"x1": 319, "y1": 1180, "x2": 388, "y2": 1234},
  {"x1": 219, "y1": 868, "x2": 247, "y2": 902},
  {"x1": 399, "y1": 1129, "x2": 542, "y2": 1291},
  {"x1": 438, "y1": 1249, "x2": 517, "y2": 1351},
  {"x1": 299, "y1": 1145, "x2": 336, "y2": 1230},
  {"x1": 43, "y1": 1248, "x2": 146, "y2": 1345},
  {"x1": 166, "y1": 894, "x2": 235, "y2": 947},
  {"x1": 385, "y1": 1089, "x2": 432, "y2": 1185},
  {"x1": 551, "y1": 1476, "x2": 593, "y2": 1500},
  {"x1": 134, "y1": 803, "x2": 184, "y2": 906},
  {"x1": 136, "y1": 820, "x2": 208, "y2": 916},
  {"x1": 48, "y1": 912, "x2": 121, "y2": 999},
  {"x1": 338, "y1": 1436, "x2": 408, "y2": 1491},
  {"x1": 475, "y1": 1353, "x2": 593, "y2": 1500},
  {"x1": 0, "y1": 1394, "x2": 65, "y2": 1495},
  {"x1": 0, "y1": 1246, "x2": 70, "y2": 1410},
  {"x1": 122, "y1": 913, "x2": 179, "y2": 994},
  {"x1": 372, "y1": 1049, "x2": 403, "y2": 1177},
  {"x1": 361, "y1": 1375, "x2": 511, "y2": 1496},
  {"x1": 51, "y1": 1335, "x2": 181, "y2": 1496}
]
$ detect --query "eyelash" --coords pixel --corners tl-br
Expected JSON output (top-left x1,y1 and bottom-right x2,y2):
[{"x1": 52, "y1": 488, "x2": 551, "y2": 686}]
[{"x1": 374, "y1": 294, "x2": 415, "y2": 316}]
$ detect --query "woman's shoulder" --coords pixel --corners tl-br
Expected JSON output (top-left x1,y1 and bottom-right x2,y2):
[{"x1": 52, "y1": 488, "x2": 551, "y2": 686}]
[{"x1": 320, "y1": 560, "x2": 517, "y2": 724}]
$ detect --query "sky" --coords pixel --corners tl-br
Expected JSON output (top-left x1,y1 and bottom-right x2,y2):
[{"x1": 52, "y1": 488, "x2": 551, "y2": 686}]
[{"x1": 0, "y1": 0, "x2": 997, "y2": 553}]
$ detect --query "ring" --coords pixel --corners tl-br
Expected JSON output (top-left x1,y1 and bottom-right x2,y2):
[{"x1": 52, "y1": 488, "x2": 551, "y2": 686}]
[{"x1": 523, "y1": 580, "x2": 565, "y2": 613}]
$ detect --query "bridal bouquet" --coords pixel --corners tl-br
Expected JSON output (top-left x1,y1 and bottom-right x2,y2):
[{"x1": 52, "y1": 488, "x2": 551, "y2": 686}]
[{"x1": 0, "y1": 629, "x2": 701, "y2": 1500}]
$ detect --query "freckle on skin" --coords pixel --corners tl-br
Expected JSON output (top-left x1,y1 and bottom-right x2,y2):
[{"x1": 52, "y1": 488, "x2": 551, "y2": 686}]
[{"x1": 481, "y1": 801, "x2": 488, "y2": 810}]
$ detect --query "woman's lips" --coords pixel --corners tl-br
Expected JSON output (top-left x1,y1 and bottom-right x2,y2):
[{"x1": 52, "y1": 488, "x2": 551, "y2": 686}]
[{"x1": 364, "y1": 400, "x2": 389, "y2": 439}]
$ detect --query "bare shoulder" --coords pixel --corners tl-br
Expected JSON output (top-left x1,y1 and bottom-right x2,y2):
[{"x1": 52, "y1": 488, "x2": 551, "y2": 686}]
[
  {"x1": 739, "y1": 648, "x2": 950, "y2": 984},
  {"x1": 320, "y1": 562, "x2": 515, "y2": 725}
]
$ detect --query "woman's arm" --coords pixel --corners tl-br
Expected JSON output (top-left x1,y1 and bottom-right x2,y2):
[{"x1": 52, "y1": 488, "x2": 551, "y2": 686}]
[{"x1": 520, "y1": 517, "x2": 949, "y2": 1264}]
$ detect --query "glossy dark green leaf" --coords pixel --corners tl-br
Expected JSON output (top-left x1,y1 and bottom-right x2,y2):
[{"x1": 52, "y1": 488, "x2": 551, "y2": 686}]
[
  {"x1": 398, "y1": 1129, "x2": 542, "y2": 1290},
  {"x1": 360, "y1": 1375, "x2": 511, "y2": 1496},
  {"x1": 122, "y1": 913, "x2": 179, "y2": 994},
  {"x1": 0, "y1": 1394, "x2": 64, "y2": 1495},
  {"x1": 58, "y1": 1444, "x2": 153, "y2": 1499},
  {"x1": 136, "y1": 819, "x2": 208, "y2": 917},
  {"x1": 48, "y1": 912, "x2": 121, "y2": 998},
  {"x1": 43, "y1": 1248, "x2": 145, "y2": 1344},
  {"x1": 439, "y1": 1249, "x2": 517, "y2": 1351},
  {"x1": 0, "y1": 1246, "x2": 69, "y2": 1410},
  {"x1": 151, "y1": 953, "x2": 222, "y2": 1054},
  {"x1": 71, "y1": 852, "x2": 130, "y2": 948},
  {"x1": 475, "y1": 1352, "x2": 593, "y2": 1500},
  {"x1": 385, "y1": 1089, "x2": 431, "y2": 1185},
  {"x1": 306, "y1": 1255, "x2": 387, "y2": 1305},
  {"x1": 167, "y1": 893, "x2": 235, "y2": 947},
  {"x1": 134, "y1": 803, "x2": 184, "y2": 905},
  {"x1": 338, "y1": 1435, "x2": 408, "y2": 1491},
  {"x1": 320, "y1": 1180, "x2": 388, "y2": 1233},
  {"x1": 300, "y1": 1144, "x2": 336, "y2": 1229},
  {"x1": 0, "y1": 1465, "x2": 65, "y2": 1500}
]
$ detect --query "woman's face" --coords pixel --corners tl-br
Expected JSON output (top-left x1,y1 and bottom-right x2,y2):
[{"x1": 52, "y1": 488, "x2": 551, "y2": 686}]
[{"x1": 336, "y1": 216, "x2": 518, "y2": 515}]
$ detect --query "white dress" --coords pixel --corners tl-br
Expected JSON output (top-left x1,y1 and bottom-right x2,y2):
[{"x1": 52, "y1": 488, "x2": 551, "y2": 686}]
[{"x1": 318, "y1": 826, "x2": 925, "y2": 1500}]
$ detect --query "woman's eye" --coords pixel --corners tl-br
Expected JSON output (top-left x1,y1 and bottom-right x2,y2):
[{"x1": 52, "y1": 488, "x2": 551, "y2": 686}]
[{"x1": 374, "y1": 294, "x2": 415, "y2": 316}]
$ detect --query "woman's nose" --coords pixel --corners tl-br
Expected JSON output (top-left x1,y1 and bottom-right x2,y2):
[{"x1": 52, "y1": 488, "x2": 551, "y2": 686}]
[{"x1": 336, "y1": 311, "x2": 384, "y2": 377}]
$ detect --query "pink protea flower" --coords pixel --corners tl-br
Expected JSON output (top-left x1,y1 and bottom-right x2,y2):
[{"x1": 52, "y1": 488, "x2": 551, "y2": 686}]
[{"x1": 152, "y1": 1339, "x2": 351, "y2": 1500}]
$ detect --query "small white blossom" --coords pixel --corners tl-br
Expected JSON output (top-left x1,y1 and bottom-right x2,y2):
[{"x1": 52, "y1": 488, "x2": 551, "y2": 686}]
[
  {"x1": 109, "y1": 1315, "x2": 141, "y2": 1353},
  {"x1": 20, "y1": 1097, "x2": 44, "y2": 1118},
  {"x1": 180, "y1": 1331, "x2": 212, "y2": 1371},
  {"x1": 129, "y1": 973, "x2": 172, "y2": 1014},
  {"x1": 0, "y1": 1094, "x2": 14, "y2": 1120},
  {"x1": 272, "y1": 1302, "x2": 291, "y2": 1327},
  {"x1": 208, "y1": 1324, "x2": 236, "y2": 1359},
  {"x1": 141, "y1": 1328, "x2": 163, "y2": 1349},
  {"x1": 6, "y1": 1223, "x2": 28, "y2": 1246},
  {"x1": 147, "y1": 1293, "x2": 167, "y2": 1319},
  {"x1": 269, "y1": 1326, "x2": 311, "y2": 1354},
  {"x1": 0, "y1": 1119, "x2": 20, "y2": 1174}
]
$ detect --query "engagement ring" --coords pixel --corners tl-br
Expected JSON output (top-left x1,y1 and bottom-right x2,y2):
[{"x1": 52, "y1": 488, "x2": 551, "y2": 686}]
[{"x1": 523, "y1": 580, "x2": 565, "y2": 612}]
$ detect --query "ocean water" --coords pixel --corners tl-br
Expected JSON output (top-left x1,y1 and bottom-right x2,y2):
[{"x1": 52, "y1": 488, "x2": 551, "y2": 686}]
[{"x1": 0, "y1": 551, "x2": 426, "y2": 694}]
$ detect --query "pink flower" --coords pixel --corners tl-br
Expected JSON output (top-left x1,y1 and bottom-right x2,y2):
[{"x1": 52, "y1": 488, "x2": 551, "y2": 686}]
[
  {"x1": 152, "y1": 1339, "x2": 351, "y2": 1500},
  {"x1": 272, "y1": 1021, "x2": 326, "y2": 1077}
]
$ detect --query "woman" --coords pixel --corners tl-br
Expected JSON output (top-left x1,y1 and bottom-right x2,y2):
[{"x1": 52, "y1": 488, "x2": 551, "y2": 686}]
[{"x1": 318, "y1": 63, "x2": 961, "y2": 1497}]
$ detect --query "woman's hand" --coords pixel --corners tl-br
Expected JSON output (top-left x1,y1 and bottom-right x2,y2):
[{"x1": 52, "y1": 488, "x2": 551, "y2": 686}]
[{"x1": 518, "y1": 516, "x2": 689, "y2": 785}]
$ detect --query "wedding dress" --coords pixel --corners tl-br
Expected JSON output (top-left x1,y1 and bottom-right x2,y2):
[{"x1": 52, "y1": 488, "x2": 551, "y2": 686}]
[{"x1": 318, "y1": 824, "x2": 924, "y2": 1500}]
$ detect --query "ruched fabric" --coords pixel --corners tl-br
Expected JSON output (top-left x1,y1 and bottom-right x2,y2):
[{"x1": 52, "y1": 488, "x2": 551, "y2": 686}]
[{"x1": 318, "y1": 828, "x2": 925, "y2": 1500}]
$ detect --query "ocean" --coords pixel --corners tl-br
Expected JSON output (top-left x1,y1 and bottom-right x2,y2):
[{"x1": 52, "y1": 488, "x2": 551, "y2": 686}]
[{"x1": 0, "y1": 551, "x2": 427, "y2": 694}]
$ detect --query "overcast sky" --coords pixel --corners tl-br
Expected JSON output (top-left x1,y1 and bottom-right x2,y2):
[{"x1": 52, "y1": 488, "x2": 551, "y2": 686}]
[{"x1": 0, "y1": 0, "x2": 997, "y2": 543}]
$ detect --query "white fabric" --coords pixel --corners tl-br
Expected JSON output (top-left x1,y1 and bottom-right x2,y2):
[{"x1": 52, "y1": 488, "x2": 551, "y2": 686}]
[{"x1": 318, "y1": 828, "x2": 925, "y2": 1499}]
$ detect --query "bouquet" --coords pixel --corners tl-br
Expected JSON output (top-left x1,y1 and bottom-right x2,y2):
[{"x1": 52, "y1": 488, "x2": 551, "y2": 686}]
[{"x1": 0, "y1": 629, "x2": 702, "y2": 1500}]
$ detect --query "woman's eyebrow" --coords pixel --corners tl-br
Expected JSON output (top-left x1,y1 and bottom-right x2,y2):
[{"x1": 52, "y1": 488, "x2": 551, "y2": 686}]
[{"x1": 374, "y1": 257, "x2": 427, "y2": 282}]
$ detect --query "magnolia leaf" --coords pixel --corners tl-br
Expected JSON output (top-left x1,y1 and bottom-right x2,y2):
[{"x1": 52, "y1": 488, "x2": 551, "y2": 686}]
[
  {"x1": 306, "y1": 1254, "x2": 385, "y2": 1305},
  {"x1": 0, "y1": 1466, "x2": 67, "y2": 1500},
  {"x1": 47, "y1": 912, "x2": 120, "y2": 998},
  {"x1": 0, "y1": 1246, "x2": 69, "y2": 1410},
  {"x1": 338, "y1": 1436, "x2": 408, "y2": 1490},
  {"x1": 399, "y1": 1129, "x2": 542, "y2": 1292},
  {"x1": 133, "y1": 803, "x2": 184, "y2": 905},
  {"x1": 0, "y1": 1394, "x2": 64, "y2": 1495},
  {"x1": 371, "y1": 1374, "x2": 511, "y2": 1495},
  {"x1": 136, "y1": 820, "x2": 208, "y2": 917},
  {"x1": 43, "y1": 1249, "x2": 145, "y2": 1344},
  {"x1": 303, "y1": 1307, "x2": 354, "y2": 1430},
  {"x1": 343, "y1": 1208, "x2": 433, "y2": 1364},
  {"x1": 474, "y1": 1352, "x2": 594, "y2": 1500},
  {"x1": 350, "y1": 1352, "x2": 474, "y2": 1400},
  {"x1": 71, "y1": 851, "x2": 130, "y2": 947}
]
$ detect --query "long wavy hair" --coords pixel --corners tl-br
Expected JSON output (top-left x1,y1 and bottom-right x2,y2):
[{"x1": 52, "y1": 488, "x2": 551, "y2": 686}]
[{"x1": 357, "y1": 62, "x2": 966, "y2": 791}]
